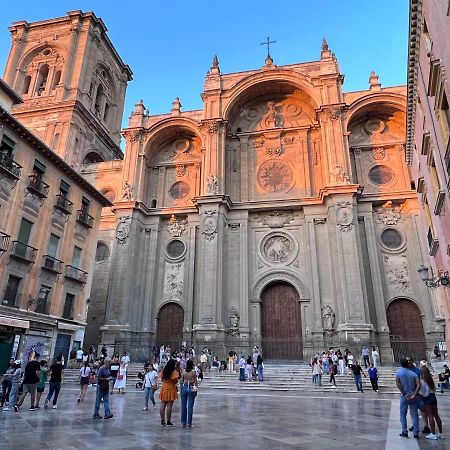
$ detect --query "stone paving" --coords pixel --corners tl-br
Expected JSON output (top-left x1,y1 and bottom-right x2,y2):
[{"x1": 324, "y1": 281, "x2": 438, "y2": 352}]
[{"x1": 1, "y1": 384, "x2": 450, "y2": 449}]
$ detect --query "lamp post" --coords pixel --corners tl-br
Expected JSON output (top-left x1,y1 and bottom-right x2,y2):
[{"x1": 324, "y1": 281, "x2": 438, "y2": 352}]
[{"x1": 417, "y1": 264, "x2": 450, "y2": 288}]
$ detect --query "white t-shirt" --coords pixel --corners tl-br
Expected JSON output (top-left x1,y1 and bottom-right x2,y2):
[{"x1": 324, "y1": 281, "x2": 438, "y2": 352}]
[
  {"x1": 121, "y1": 355, "x2": 130, "y2": 365},
  {"x1": 348, "y1": 355, "x2": 354, "y2": 364},
  {"x1": 144, "y1": 370, "x2": 158, "y2": 388},
  {"x1": 80, "y1": 366, "x2": 91, "y2": 377},
  {"x1": 76, "y1": 349, "x2": 84, "y2": 360}
]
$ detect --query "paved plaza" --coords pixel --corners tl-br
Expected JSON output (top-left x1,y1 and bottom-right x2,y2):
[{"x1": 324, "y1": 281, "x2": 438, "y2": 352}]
[{"x1": 1, "y1": 385, "x2": 450, "y2": 450}]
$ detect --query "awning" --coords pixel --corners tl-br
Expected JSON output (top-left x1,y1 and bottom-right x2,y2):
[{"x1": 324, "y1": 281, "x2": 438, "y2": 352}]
[{"x1": 0, "y1": 316, "x2": 30, "y2": 329}]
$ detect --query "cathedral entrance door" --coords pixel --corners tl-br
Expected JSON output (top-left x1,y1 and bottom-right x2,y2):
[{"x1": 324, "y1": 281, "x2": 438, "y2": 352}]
[
  {"x1": 261, "y1": 282, "x2": 302, "y2": 360},
  {"x1": 156, "y1": 303, "x2": 184, "y2": 349},
  {"x1": 386, "y1": 298, "x2": 426, "y2": 362}
]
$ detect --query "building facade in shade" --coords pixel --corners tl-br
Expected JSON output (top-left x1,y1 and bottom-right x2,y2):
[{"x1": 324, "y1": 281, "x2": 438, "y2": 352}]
[
  {"x1": 0, "y1": 10, "x2": 131, "y2": 371},
  {"x1": 0, "y1": 78, "x2": 110, "y2": 373},
  {"x1": 407, "y1": 0, "x2": 450, "y2": 352},
  {"x1": 83, "y1": 42, "x2": 443, "y2": 362}
]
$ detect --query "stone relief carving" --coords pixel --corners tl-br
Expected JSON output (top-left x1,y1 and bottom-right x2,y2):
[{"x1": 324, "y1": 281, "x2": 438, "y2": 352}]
[
  {"x1": 282, "y1": 136, "x2": 295, "y2": 145},
  {"x1": 129, "y1": 130, "x2": 143, "y2": 143},
  {"x1": 257, "y1": 210, "x2": 295, "y2": 228},
  {"x1": 376, "y1": 201, "x2": 402, "y2": 225},
  {"x1": 325, "y1": 107, "x2": 341, "y2": 121},
  {"x1": 332, "y1": 164, "x2": 350, "y2": 184},
  {"x1": 251, "y1": 139, "x2": 265, "y2": 148},
  {"x1": 257, "y1": 160, "x2": 293, "y2": 193},
  {"x1": 121, "y1": 181, "x2": 134, "y2": 201},
  {"x1": 166, "y1": 214, "x2": 187, "y2": 237},
  {"x1": 384, "y1": 254, "x2": 411, "y2": 292},
  {"x1": 261, "y1": 101, "x2": 284, "y2": 128},
  {"x1": 228, "y1": 307, "x2": 240, "y2": 335},
  {"x1": 116, "y1": 215, "x2": 131, "y2": 245},
  {"x1": 262, "y1": 234, "x2": 294, "y2": 263},
  {"x1": 163, "y1": 263, "x2": 183, "y2": 299},
  {"x1": 265, "y1": 147, "x2": 282, "y2": 157},
  {"x1": 202, "y1": 210, "x2": 217, "y2": 240},
  {"x1": 372, "y1": 146, "x2": 386, "y2": 160},
  {"x1": 336, "y1": 202, "x2": 353, "y2": 232},
  {"x1": 321, "y1": 305, "x2": 336, "y2": 334},
  {"x1": 176, "y1": 164, "x2": 187, "y2": 177},
  {"x1": 206, "y1": 175, "x2": 218, "y2": 195}
]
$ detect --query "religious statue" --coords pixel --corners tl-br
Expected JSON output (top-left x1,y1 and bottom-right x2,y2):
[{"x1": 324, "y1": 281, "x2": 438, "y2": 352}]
[
  {"x1": 333, "y1": 164, "x2": 350, "y2": 184},
  {"x1": 322, "y1": 305, "x2": 335, "y2": 334},
  {"x1": 122, "y1": 181, "x2": 134, "y2": 201},
  {"x1": 229, "y1": 307, "x2": 240, "y2": 335},
  {"x1": 167, "y1": 214, "x2": 186, "y2": 237},
  {"x1": 206, "y1": 175, "x2": 218, "y2": 195}
]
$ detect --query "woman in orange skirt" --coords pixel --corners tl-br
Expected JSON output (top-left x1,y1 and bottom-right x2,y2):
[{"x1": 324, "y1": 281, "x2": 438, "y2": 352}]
[{"x1": 159, "y1": 359, "x2": 179, "y2": 426}]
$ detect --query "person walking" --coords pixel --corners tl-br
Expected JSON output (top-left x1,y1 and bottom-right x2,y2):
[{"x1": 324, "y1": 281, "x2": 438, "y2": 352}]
[
  {"x1": 44, "y1": 355, "x2": 64, "y2": 409},
  {"x1": 256, "y1": 354, "x2": 264, "y2": 382},
  {"x1": 120, "y1": 352, "x2": 130, "y2": 368},
  {"x1": 93, "y1": 357, "x2": 113, "y2": 419},
  {"x1": 312, "y1": 358, "x2": 322, "y2": 386},
  {"x1": 199, "y1": 352, "x2": 207, "y2": 375},
  {"x1": 15, "y1": 352, "x2": 40, "y2": 412},
  {"x1": 3, "y1": 360, "x2": 21, "y2": 411},
  {"x1": 78, "y1": 361, "x2": 91, "y2": 403},
  {"x1": 371, "y1": 346, "x2": 379, "y2": 368},
  {"x1": 109, "y1": 357, "x2": 120, "y2": 394},
  {"x1": 113, "y1": 362, "x2": 127, "y2": 394},
  {"x1": 180, "y1": 359, "x2": 198, "y2": 428},
  {"x1": 352, "y1": 362, "x2": 366, "y2": 392},
  {"x1": 228, "y1": 351, "x2": 235, "y2": 373},
  {"x1": 159, "y1": 358, "x2": 179, "y2": 426},
  {"x1": 143, "y1": 364, "x2": 158, "y2": 411},
  {"x1": 1, "y1": 358, "x2": 15, "y2": 408},
  {"x1": 337, "y1": 350, "x2": 345, "y2": 376},
  {"x1": 238, "y1": 355, "x2": 246, "y2": 381},
  {"x1": 419, "y1": 365, "x2": 444, "y2": 440},
  {"x1": 245, "y1": 356, "x2": 253, "y2": 381},
  {"x1": 329, "y1": 359, "x2": 337, "y2": 387},
  {"x1": 76, "y1": 348, "x2": 84, "y2": 367},
  {"x1": 395, "y1": 357, "x2": 421, "y2": 439},
  {"x1": 35, "y1": 360, "x2": 48, "y2": 408},
  {"x1": 361, "y1": 346, "x2": 370, "y2": 368},
  {"x1": 368, "y1": 363, "x2": 379, "y2": 392}
]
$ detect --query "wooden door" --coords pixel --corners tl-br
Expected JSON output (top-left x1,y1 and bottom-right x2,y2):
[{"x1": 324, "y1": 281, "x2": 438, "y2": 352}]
[
  {"x1": 261, "y1": 282, "x2": 302, "y2": 360},
  {"x1": 387, "y1": 299, "x2": 426, "y2": 362},
  {"x1": 156, "y1": 303, "x2": 184, "y2": 348}
]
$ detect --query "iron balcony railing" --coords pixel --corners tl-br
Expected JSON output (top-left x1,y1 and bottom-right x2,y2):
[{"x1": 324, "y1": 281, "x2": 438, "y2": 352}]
[
  {"x1": 54, "y1": 194, "x2": 73, "y2": 214},
  {"x1": 0, "y1": 231, "x2": 10, "y2": 256},
  {"x1": 42, "y1": 255, "x2": 63, "y2": 273},
  {"x1": 0, "y1": 153, "x2": 22, "y2": 179},
  {"x1": 27, "y1": 174, "x2": 50, "y2": 198},
  {"x1": 10, "y1": 241, "x2": 37, "y2": 263},
  {"x1": 65, "y1": 265, "x2": 88, "y2": 283},
  {"x1": 76, "y1": 210, "x2": 94, "y2": 228},
  {"x1": 427, "y1": 227, "x2": 439, "y2": 256}
]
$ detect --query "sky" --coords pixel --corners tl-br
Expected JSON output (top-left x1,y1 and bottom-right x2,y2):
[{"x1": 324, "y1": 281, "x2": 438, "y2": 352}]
[{"x1": 0, "y1": 1, "x2": 409, "y2": 130}]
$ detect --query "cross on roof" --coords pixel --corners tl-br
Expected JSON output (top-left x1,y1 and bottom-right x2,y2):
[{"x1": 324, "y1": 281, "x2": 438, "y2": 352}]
[{"x1": 261, "y1": 36, "x2": 276, "y2": 58}]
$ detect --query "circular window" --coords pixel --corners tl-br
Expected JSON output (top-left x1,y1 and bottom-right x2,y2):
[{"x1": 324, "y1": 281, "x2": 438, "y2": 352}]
[
  {"x1": 42, "y1": 48, "x2": 52, "y2": 56},
  {"x1": 101, "y1": 189, "x2": 116, "y2": 202},
  {"x1": 95, "y1": 242, "x2": 110, "y2": 263},
  {"x1": 381, "y1": 228, "x2": 403, "y2": 249},
  {"x1": 169, "y1": 181, "x2": 190, "y2": 200},
  {"x1": 368, "y1": 165, "x2": 394, "y2": 185},
  {"x1": 166, "y1": 239, "x2": 186, "y2": 259}
]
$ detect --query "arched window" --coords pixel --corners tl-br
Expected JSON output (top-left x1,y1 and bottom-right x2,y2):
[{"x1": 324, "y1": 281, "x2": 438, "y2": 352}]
[
  {"x1": 52, "y1": 133, "x2": 60, "y2": 151},
  {"x1": 82, "y1": 152, "x2": 104, "y2": 164},
  {"x1": 22, "y1": 75, "x2": 31, "y2": 94},
  {"x1": 52, "y1": 70, "x2": 61, "y2": 90},
  {"x1": 94, "y1": 84, "x2": 104, "y2": 114},
  {"x1": 103, "y1": 103, "x2": 110, "y2": 123},
  {"x1": 35, "y1": 64, "x2": 49, "y2": 95}
]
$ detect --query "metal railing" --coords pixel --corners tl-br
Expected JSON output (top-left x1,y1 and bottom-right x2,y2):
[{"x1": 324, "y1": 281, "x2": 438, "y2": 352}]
[
  {"x1": 10, "y1": 241, "x2": 37, "y2": 263},
  {"x1": 389, "y1": 336, "x2": 427, "y2": 363},
  {"x1": 55, "y1": 194, "x2": 73, "y2": 214},
  {"x1": 65, "y1": 265, "x2": 88, "y2": 283},
  {"x1": 0, "y1": 153, "x2": 21, "y2": 179},
  {"x1": 42, "y1": 255, "x2": 63, "y2": 273},
  {"x1": 27, "y1": 174, "x2": 50, "y2": 198},
  {"x1": 0, "y1": 231, "x2": 10, "y2": 255},
  {"x1": 76, "y1": 210, "x2": 94, "y2": 228}
]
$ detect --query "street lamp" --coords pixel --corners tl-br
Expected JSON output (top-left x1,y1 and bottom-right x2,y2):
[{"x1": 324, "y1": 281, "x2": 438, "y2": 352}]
[{"x1": 418, "y1": 264, "x2": 450, "y2": 288}]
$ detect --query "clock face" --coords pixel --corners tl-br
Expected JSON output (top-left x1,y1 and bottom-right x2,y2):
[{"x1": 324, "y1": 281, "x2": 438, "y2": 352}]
[{"x1": 257, "y1": 160, "x2": 293, "y2": 193}]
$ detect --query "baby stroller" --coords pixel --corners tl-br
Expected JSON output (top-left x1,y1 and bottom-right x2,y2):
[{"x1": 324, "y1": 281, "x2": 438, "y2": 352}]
[{"x1": 136, "y1": 371, "x2": 145, "y2": 389}]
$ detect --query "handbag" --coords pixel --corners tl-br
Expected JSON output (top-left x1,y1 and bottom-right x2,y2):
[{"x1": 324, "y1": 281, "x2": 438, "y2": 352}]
[
  {"x1": 118, "y1": 374, "x2": 124, "y2": 380},
  {"x1": 151, "y1": 383, "x2": 159, "y2": 392},
  {"x1": 191, "y1": 384, "x2": 198, "y2": 393}
]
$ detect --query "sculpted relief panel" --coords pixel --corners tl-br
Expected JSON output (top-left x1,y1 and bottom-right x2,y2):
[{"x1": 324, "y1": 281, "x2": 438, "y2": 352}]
[
  {"x1": 261, "y1": 232, "x2": 296, "y2": 264},
  {"x1": 163, "y1": 262, "x2": 184, "y2": 300}
]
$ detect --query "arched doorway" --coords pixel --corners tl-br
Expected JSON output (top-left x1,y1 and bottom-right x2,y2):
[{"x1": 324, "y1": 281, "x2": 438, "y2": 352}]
[
  {"x1": 386, "y1": 298, "x2": 426, "y2": 362},
  {"x1": 156, "y1": 303, "x2": 184, "y2": 349},
  {"x1": 261, "y1": 282, "x2": 302, "y2": 360}
]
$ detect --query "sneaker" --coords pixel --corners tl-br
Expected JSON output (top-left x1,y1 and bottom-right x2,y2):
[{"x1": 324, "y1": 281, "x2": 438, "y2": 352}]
[
  {"x1": 166, "y1": 421, "x2": 174, "y2": 426},
  {"x1": 77, "y1": 398, "x2": 81, "y2": 403},
  {"x1": 399, "y1": 432, "x2": 408, "y2": 438},
  {"x1": 104, "y1": 413, "x2": 113, "y2": 419},
  {"x1": 35, "y1": 406, "x2": 40, "y2": 410},
  {"x1": 2, "y1": 407, "x2": 10, "y2": 411},
  {"x1": 143, "y1": 407, "x2": 148, "y2": 411},
  {"x1": 52, "y1": 405, "x2": 57, "y2": 409},
  {"x1": 422, "y1": 426, "x2": 431, "y2": 434},
  {"x1": 413, "y1": 434, "x2": 419, "y2": 439},
  {"x1": 13, "y1": 405, "x2": 19, "y2": 412},
  {"x1": 426, "y1": 433, "x2": 438, "y2": 440},
  {"x1": 187, "y1": 424, "x2": 192, "y2": 428},
  {"x1": 92, "y1": 414, "x2": 102, "y2": 419},
  {"x1": 437, "y1": 433, "x2": 445, "y2": 439},
  {"x1": 29, "y1": 407, "x2": 35, "y2": 411},
  {"x1": 161, "y1": 421, "x2": 166, "y2": 427},
  {"x1": 153, "y1": 404, "x2": 157, "y2": 409}
]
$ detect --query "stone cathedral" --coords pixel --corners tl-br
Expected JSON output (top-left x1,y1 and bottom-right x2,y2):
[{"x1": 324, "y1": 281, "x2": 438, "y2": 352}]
[
  {"x1": 78, "y1": 42, "x2": 441, "y2": 362},
  {"x1": 1, "y1": 11, "x2": 442, "y2": 363}
]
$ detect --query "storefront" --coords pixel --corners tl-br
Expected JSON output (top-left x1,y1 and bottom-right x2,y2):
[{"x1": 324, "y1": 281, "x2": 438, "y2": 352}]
[{"x1": 0, "y1": 316, "x2": 29, "y2": 373}]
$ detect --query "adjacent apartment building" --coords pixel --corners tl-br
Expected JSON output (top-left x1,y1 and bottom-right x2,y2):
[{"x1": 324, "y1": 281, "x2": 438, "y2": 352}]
[{"x1": 407, "y1": 0, "x2": 450, "y2": 350}]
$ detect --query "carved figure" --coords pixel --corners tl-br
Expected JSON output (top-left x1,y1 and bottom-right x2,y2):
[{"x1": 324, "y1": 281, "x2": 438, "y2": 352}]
[
  {"x1": 206, "y1": 175, "x2": 218, "y2": 195},
  {"x1": 122, "y1": 181, "x2": 133, "y2": 201},
  {"x1": 263, "y1": 235, "x2": 293, "y2": 263},
  {"x1": 262, "y1": 101, "x2": 283, "y2": 128},
  {"x1": 167, "y1": 214, "x2": 187, "y2": 237},
  {"x1": 229, "y1": 307, "x2": 240, "y2": 335},
  {"x1": 322, "y1": 305, "x2": 335, "y2": 334},
  {"x1": 376, "y1": 201, "x2": 402, "y2": 225},
  {"x1": 333, "y1": 164, "x2": 350, "y2": 184},
  {"x1": 116, "y1": 216, "x2": 131, "y2": 245}
]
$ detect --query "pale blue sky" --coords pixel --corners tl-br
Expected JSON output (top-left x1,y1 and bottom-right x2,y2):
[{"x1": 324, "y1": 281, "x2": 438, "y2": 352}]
[{"x1": 0, "y1": 1, "x2": 408, "y2": 128}]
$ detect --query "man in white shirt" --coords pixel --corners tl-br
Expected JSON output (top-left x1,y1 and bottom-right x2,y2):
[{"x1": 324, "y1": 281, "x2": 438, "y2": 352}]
[
  {"x1": 76, "y1": 349, "x2": 84, "y2": 367},
  {"x1": 120, "y1": 352, "x2": 130, "y2": 368},
  {"x1": 238, "y1": 356, "x2": 246, "y2": 381},
  {"x1": 199, "y1": 352, "x2": 207, "y2": 374}
]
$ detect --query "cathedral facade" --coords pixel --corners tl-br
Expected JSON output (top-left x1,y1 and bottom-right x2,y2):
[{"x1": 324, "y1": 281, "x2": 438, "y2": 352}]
[{"x1": 82, "y1": 43, "x2": 442, "y2": 362}]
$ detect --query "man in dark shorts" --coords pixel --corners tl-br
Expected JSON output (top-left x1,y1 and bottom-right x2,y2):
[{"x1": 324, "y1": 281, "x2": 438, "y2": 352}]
[
  {"x1": 45, "y1": 355, "x2": 64, "y2": 409},
  {"x1": 15, "y1": 352, "x2": 41, "y2": 412},
  {"x1": 93, "y1": 357, "x2": 113, "y2": 419}
]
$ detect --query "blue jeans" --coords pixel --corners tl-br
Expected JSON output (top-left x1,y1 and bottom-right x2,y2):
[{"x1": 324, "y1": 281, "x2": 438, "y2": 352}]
[
  {"x1": 239, "y1": 368, "x2": 245, "y2": 381},
  {"x1": 46, "y1": 381, "x2": 61, "y2": 405},
  {"x1": 180, "y1": 384, "x2": 197, "y2": 426},
  {"x1": 94, "y1": 386, "x2": 110, "y2": 416},
  {"x1": 354, "y1": 375, "x2": 363, "y2": 391},
  {"x1": 257, "y1": 365, "x2": 263, "y2": 382},
  {"x1": 144, "y1": 387, "x2": 156, "y2": 407},
  {"x1": 399, "y1": 395, "x2": 419, "y2": 434}
]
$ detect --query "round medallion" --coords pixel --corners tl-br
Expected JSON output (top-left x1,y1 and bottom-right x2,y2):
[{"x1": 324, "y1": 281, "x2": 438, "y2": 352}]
[
  {"x1": 364, "y1": 118, "x2": 385, "y2": 134},
  {"x1": 380, "y1": 228, "x2": 403, "y2": 250},
  {"x1": 169, "y1": 181, "x2": 190, "y2": 200},
  {"x1": 95, "y1": 241, "x2": 110, "y2": 263},
  {"x1": 261, "y1": 233, "x2": 294, "y2": 264},
  {"x1": 166, "y1": 239, "x2": 186, "y2": 259},
  {"x1": 368, "y1": 165, "x2": 394, "y2": 185},
  {"x1": 257, "y1": 160, "x2": 293, "y2": 193}
]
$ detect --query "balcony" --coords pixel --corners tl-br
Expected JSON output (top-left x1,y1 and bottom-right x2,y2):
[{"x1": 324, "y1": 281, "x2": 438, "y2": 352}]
[
  {"x1": 10, "y1": 241, "x2": 37, "y2": 263},
  {"x1": 76, "y1": 210, "x2": 94, "y2": 228},
  {"x1": 0, "y1": 231, "x2": 10, "y2": 257},
  {"x1": 427, "y1": 227, "x2": 440, "y2": 257},
  {"x1": 0, "y1": 153, "x2": 22, "y2": 179},
  {"x1": 54, "y1": 194, "x2": 73, "y2": 215},
  {"x1": 42, "y1": 255, "x2": 63, "y2": 273},
  {"x1": 65, "y1": 265, "x2": 88, "y2": 283},
  {"x1": 27, "y1": 174, "x2": 49, "y2": 198}
]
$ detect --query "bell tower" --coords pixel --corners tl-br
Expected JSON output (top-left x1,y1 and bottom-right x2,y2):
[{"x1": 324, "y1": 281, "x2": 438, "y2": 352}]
[{"x1": 3, "y1": 10, "x2": 132, "y2": 167}]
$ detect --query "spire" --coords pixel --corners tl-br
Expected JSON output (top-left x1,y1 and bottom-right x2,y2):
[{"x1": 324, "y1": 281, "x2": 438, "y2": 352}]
[
  {"x1": 171, "y1": 96, "x2": 182, "y2": 115},
  {"x1": 134, "y1": 99, "x2": 145, "y2": 115},
  {"x1": 322, "y1": 38, "x2": 328, "y2": 51},
  {"x1": 210, "y1": 54, "x2": 220, "y2": 75},
  {"x1": 321, "y1": 37, "x2": 332, "y2": 60},
  {"x1": 369, "y1": 70, "x2": 382, "y2": 91}
]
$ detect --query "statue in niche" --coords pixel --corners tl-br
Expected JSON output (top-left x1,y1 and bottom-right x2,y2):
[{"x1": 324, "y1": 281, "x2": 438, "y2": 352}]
[
  {"x1": 229, "y1": 307, "x2": 240, "y2": 335},
  {"x1": 206, "y1": 175, "x2": 218, "y2": 195},
  {"x1": 322, "y1": 305, "x2": 335, "y2": 334},
  {"x1": 122, "y1": 181, "x2": 134, "y2": 201}
]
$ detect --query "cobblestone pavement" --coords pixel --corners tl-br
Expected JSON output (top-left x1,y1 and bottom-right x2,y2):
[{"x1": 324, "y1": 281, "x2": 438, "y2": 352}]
[{"x1": 1, "y1": 385, "x2": 450, "y2": 449}]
